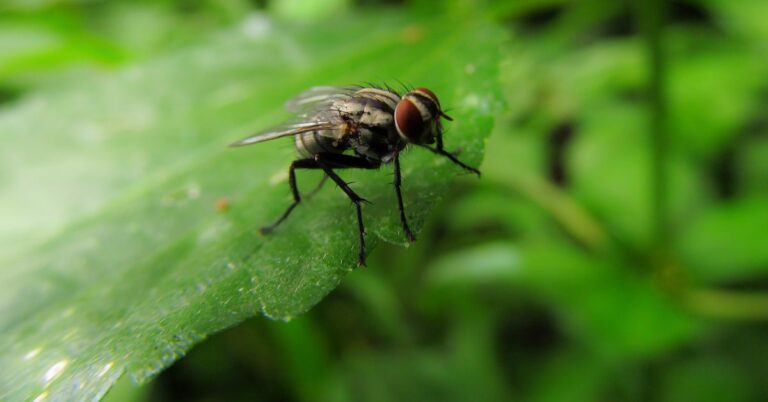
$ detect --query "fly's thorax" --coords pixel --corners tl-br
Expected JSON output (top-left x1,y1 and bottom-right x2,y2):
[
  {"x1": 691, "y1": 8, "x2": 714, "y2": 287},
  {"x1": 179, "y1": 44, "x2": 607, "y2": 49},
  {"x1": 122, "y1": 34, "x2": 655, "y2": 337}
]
[
  {"x1": 335, "y1": 88, "x2": 399, "y2": 123},
  {"x1": 354, "y1": 87, "x2": 401, "y2": 109},
  {"x1": 325, "y1": 87, "x2": 402, "y2": 161},
  {"x1": 351, "y1": 122, "x2": 405, "y2": 162}
]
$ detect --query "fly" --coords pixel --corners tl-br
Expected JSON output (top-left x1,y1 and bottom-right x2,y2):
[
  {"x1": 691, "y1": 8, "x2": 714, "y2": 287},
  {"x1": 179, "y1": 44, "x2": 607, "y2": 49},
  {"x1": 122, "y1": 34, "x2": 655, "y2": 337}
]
[{"x1": 230, "y1": 85, "x2": 480, "y2": 266}]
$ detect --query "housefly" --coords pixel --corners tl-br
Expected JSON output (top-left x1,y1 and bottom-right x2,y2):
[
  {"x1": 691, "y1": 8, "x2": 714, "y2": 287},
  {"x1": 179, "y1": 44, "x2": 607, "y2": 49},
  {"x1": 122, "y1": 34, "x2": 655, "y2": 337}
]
[{"x1": 230, "y1": 85, "x2": 480, "y2": 266}]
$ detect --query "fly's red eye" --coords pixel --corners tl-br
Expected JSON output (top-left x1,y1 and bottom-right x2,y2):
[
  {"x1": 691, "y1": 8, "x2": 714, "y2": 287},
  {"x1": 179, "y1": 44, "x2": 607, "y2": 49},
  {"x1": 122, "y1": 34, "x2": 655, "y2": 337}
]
[
  {"x1": 394, "y1": 98, "x2": 425, "y2": 142},
  {"x1": 414, "y1": 87, "x2": 440, "y2": 107}
]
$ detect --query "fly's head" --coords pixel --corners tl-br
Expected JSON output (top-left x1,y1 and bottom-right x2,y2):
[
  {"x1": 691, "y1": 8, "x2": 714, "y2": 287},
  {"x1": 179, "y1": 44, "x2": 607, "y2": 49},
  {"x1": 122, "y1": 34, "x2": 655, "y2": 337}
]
[{"x1": 394, "y1": 87, "x2": 452, "y2": 145}]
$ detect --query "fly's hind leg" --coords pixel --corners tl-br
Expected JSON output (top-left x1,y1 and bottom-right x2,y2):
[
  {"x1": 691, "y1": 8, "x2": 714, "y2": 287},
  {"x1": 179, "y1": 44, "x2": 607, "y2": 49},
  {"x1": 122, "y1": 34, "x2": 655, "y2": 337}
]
[
  {"x1": 259, "y1": 158, "x2": 316, "y2": 234},
  {"x1": 261, "y1": 153, "x2": 379, "y2": 267},
  {"x1": 304, "y1": 174, "x2": 329, "y2": 199},
  {"x1": 313, "y1": 153, "x2": 380, "y2": 267}
]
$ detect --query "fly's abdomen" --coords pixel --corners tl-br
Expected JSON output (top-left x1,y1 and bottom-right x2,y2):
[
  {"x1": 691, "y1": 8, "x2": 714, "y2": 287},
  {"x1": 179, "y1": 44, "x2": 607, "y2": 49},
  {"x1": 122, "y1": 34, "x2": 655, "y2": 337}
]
[{"x1": 295, "y1": 128, "x2": 343, "y2": 158}]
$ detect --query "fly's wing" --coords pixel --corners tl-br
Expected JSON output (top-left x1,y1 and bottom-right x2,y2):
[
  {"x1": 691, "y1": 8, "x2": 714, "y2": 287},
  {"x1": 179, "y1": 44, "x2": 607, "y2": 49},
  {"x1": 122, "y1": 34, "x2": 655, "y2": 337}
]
[
  {"x1": 231, "y1": 86, "x2": 356, "y2": 147},
  {"x1": 284, "y1": 86, "x2": 358, "y2": 115},
  {"x1": 229, "y1": 121, "x2": 339, "y2": 147}
]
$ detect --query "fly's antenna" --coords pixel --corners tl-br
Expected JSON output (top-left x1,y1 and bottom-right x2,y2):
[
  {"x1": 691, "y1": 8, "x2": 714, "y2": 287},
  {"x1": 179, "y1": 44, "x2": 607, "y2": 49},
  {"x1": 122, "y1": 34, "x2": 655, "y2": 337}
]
[{"x1": 440, "y1": 107, "x2": 454, "y2": 121}]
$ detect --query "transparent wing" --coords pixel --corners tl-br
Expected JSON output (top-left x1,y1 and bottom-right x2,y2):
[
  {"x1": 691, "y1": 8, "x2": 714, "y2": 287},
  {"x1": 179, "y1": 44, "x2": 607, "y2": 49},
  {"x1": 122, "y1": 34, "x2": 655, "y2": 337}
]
[
  {"x1": 230, "y1": 86, "x2": 358, "y2": 147},
  {"x1": 229, "y1": 121, "x2": 339, "y2": 147},
  {"x1": 284, "y1": 86, "x2": 358, "y2": 114}
]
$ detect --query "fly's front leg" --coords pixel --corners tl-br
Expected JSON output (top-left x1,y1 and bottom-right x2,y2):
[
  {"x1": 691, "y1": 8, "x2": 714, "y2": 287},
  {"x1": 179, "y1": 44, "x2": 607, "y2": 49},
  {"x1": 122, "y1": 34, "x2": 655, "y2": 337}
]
[
  {"x1": 393, "y1": 151, "x2": 416, "y2": 242},
  {"x1": 259, "y1": 158, "x2": 317, "y2": 234},
  {"x1": 420, "y1": 132, "x2": 481, "y2": 177},
  {"x1": 314, "y1": 153, "x2": 380, "y2": 267}
]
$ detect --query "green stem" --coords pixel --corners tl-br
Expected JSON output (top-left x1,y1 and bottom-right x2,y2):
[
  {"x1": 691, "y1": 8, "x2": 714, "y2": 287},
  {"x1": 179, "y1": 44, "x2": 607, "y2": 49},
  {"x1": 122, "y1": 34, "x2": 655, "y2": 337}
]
[
  {"x1": 494, "y1": 175, "x2": 608, "y2": 251},
  {"x1": 638, "y1": 0, "x2": 668, "y2": 250},
  {"x1": 684, "y1": 288, "x2": 768, "y2": 320}
]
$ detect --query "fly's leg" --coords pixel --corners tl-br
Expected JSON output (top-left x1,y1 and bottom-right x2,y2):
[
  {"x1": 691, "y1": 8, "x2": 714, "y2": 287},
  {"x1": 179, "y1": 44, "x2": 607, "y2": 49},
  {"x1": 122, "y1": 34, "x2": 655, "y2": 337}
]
[
  {"x1": 304, "y1": 174, "x2": 329, "y2": 199},
  {"x1": 313, "y1": 153, "x2": 380, "y2": 267},
  {"x1": 393, "y1": 151, "x2": 416, "y2": 242},
  {"x1": 262, "y1": 153, "x2": 379, "y2": 267},
  {"x1": 420, "y1": 131, "x2": 481, "y2": 176},
  {"x1": 259, "y1": 158, "x2": 316, "y2": 234}
]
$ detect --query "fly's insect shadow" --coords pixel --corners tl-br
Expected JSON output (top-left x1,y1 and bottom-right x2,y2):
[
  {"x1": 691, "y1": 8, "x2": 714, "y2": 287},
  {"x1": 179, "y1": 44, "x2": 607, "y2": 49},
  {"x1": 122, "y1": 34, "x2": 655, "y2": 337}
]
[{"x1": 230, "y1": 85, "x2": 480, "y2": 266}]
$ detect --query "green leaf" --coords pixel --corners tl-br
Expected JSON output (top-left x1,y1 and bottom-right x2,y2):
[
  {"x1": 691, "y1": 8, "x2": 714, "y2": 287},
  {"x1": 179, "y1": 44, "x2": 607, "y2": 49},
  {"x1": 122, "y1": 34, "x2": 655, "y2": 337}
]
[
  {"x1": 661, "y1": 355, "x2": 756, "y2": 402},
  {"x1": 269, "y1": 0, "x2": 350, "y2": 20},
  {"x1": 0, "y1": 12, "x2": 127, "y2": 85},
  {"x1": 337, "y1": 349, "x2": 507, "y2": 402},
  {"x1": 676, "y1": 196, "x2": 768, "y2": 282},
  {"x1": 702, "y1": 0, "x2": 768, "y2": 42},
  {"x1": 569, "y1": 104, "x2": 702, "y2": 248},
  {"x1": 331, "y1": 292, "x2": 511, "y2": 402},
  {"x1": 525, "y1": 348, "x2": 610, "y2": 402},
  {"x1": 427, "y1": 241, "x2": 703, "y2": 360},
  {"x1": 740, "y1": 135, "x2": 768, "y2": 196},
  {"x1": 668, "y1": 41, "x2": 764, "y2": 158},
  {"x1": 0, "y1": 12, "x2": 504, "y2": 401}
]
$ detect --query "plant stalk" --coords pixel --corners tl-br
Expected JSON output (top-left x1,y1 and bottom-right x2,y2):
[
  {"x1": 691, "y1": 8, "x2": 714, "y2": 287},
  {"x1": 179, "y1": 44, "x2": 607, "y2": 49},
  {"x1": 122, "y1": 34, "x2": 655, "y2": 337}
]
[{"x1": 637, "y1": 0, "x2": 669, "y2": 250}]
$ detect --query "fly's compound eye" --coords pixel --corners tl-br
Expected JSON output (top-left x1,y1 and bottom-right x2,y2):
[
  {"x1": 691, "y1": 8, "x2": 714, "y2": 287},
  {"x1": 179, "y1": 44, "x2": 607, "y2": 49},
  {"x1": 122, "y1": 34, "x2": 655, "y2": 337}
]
[
  {"x1": 396, "y1": 87, "x2": 445, "y2": 144},
  {"x1": 394, "y1": 97, "x2": 426, "y2": 143},
  {"x1": 413, "y1": 87, "x2": 440, "y2": 108},
  {"x1": 415, "y1": 88, "x2": 453, "y2": 120}
]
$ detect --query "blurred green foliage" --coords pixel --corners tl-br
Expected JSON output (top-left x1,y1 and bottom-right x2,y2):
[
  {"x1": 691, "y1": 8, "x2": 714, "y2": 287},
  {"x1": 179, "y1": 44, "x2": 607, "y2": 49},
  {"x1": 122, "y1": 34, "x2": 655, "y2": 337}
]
[{"x1": 1, "y1": 0, "x2": 768, "y2": 401}]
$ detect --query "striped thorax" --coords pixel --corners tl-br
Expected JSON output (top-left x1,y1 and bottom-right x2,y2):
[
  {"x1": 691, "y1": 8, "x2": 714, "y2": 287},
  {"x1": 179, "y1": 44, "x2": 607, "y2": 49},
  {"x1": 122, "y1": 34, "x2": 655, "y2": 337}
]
[{"x1": 295, "y1": 87, "x2": 405, "y2": 162}]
